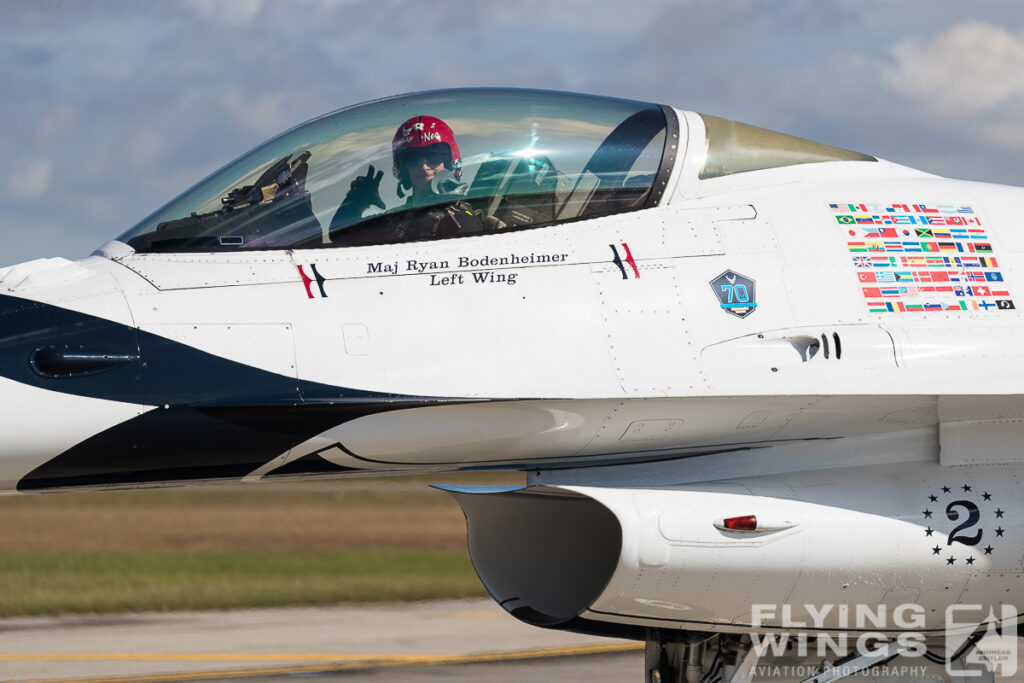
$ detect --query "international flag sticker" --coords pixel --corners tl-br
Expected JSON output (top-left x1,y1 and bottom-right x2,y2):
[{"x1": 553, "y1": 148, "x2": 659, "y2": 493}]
[{"x1": 830, "y1": 201, "x2": 1012, "y2": 314}]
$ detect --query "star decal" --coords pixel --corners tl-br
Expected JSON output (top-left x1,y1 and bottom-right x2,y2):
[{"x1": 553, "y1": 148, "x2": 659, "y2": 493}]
[{"x1": 926, "y1": 487, "x2": 1001, "y2": 565}]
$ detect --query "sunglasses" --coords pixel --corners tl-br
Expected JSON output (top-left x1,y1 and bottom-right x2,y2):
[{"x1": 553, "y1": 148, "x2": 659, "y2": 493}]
[{"x1": 403, "y1": 151, "x2": 448, "y2": 168}]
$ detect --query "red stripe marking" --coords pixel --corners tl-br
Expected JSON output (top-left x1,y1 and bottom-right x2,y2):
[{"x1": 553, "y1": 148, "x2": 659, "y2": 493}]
[
  {"x1": 296, "y1": 265, "x2": 315, "y2": 299},
  {"x1": 621, "y1": 243, "x2": 640, "y2": 279}
]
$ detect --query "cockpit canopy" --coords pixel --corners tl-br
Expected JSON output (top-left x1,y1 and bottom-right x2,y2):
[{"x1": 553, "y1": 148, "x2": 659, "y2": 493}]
[
  {"x1": 117, "y1": 89, "x2": 674, "y2": 253},
  {"x1": 116, "y1": 88, "x2": 876, "y2": 254}
]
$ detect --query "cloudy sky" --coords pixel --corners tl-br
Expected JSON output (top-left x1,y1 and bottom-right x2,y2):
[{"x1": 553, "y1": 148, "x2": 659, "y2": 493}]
[{"x1": 3, "y1": 0, "x2": 1024, "y2": 264}]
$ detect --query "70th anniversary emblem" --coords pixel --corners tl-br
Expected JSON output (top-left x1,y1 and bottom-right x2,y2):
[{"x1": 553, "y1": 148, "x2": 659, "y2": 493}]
[{"x1": 710, "y1": 270, "x2": 758, "y2": 318}]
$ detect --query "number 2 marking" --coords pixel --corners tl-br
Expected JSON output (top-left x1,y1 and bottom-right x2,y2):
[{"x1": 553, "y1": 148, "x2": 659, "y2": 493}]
[{"x1": 946, "y1": 501, "x2": 983, "y2": 546}]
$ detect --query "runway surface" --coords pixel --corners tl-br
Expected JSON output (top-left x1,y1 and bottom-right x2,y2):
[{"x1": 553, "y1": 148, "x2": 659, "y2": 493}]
[
  {"x1": 4, "y1": 600, "x2": 1022, "y2": 682},
  {"x1": 0, "y1": 598, "x2": 642, "y2": 682},
  {"x1": 209, "y1": 650, "x2": 642, "y2": 682}
]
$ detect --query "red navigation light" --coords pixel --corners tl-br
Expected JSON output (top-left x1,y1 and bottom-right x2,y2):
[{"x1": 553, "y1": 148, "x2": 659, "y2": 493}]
[{"x1": 722, "y1": 515, "x2": 757, "y2": 531}]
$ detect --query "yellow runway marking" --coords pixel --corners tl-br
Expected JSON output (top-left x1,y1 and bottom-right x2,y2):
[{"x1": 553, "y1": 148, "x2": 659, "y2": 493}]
[
  {"x1": 1, "y1": 654, "x2": 373, "y2": 662},
  {"x1": 6, "y1": 642, "x2": 644, "y2": 683}
]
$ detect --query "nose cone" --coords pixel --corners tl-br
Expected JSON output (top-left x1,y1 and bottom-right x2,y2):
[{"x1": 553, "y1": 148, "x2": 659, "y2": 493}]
[
  {"x1": 0, "y1": 375, "x2": 144, "y2": 491},
  {"x1": 0, "y1": 291, "x2": 144, "y2": 492}
]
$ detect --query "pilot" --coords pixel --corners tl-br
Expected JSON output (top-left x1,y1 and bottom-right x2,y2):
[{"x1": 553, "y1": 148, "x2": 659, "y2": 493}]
[{"x1": 329, "y1": 115, "x2": 493, "y2": 241}]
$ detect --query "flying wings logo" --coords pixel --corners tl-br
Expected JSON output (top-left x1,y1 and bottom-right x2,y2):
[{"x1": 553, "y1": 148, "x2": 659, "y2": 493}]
[
  {"x1": 946, "y1": 604, "x2": 1018, "y2": 677},
  {"x1": 297, "y1": 264, "x2": 328, "y2": 299},
  {"x1": 710, "y1": 270, "x2": 757, "y2": 318},
  {"x1": 609, "y1": 243, "x2": 639, "y2": 279}
]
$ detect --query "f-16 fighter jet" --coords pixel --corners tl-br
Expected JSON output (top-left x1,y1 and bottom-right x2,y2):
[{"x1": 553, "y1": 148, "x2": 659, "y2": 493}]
[{"x1": 1, "y1": 88, "x2": 1021, "y2": 682}]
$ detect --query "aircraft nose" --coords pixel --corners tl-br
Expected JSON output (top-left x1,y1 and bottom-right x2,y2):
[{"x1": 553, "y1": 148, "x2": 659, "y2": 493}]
[
  {"x1": 0, "y1": 375, "x2": 144, "y2": 491},
  {"x1": 0, "y1": 293, "x2": 144, "y2": 491}
]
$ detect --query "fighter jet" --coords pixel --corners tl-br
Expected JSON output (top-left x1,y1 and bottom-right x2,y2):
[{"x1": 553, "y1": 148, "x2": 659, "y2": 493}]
[{"x1": 0, "y1": 87, "x2": 1020, "y2": 682}]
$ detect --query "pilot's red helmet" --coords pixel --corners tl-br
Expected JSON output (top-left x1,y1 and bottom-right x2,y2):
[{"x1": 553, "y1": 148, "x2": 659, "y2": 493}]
[{"x1": 392, "y1": 115, "x2": 462, "y2": 189}]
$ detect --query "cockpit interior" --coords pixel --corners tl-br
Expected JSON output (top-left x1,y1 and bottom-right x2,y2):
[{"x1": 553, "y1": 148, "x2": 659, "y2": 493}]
[{"x1": 116, "y1": 88, "x2": 873, "y2": 254}]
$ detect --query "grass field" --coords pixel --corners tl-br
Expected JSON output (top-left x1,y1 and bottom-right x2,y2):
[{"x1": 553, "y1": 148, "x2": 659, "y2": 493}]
[{"x1": 0, "y1": 474, "x2": 521, "y2": 617}]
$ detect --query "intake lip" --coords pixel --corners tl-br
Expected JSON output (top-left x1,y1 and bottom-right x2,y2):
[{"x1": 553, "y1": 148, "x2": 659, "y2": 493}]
[{"x1": 440, "y1": 485, "x2": 622, "y2": 628}]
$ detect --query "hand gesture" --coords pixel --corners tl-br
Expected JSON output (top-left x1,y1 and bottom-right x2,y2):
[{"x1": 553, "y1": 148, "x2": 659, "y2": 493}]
[{"x1": 343, "y1": 165, "x2": 385, "y2": 212}]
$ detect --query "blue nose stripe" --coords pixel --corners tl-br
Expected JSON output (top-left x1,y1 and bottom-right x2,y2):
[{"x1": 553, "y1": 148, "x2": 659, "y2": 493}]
[{"x1": 0, "y1": 294, "x2": 427, "y2": 490}]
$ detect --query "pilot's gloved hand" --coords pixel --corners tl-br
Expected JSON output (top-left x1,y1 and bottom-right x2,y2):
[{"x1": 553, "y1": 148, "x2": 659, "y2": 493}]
[{"x1": 341, "y1": 165, "x2": 385, "y2": 213}]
